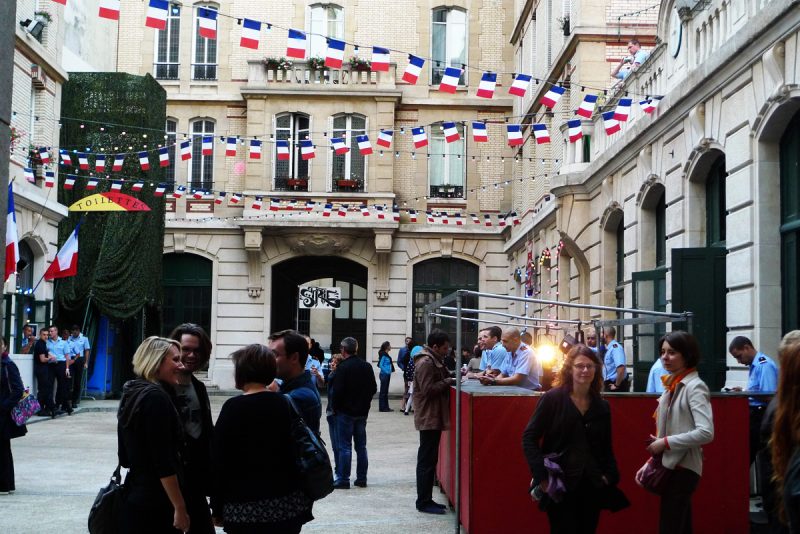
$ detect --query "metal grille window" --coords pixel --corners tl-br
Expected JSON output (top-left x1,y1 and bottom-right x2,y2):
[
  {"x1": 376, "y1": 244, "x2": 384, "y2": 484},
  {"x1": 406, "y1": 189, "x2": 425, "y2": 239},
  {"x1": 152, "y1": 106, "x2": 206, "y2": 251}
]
[
  {"x1": 193, "y1": 5, "x2": 218, "y2": 80},
  {"x1": 274, "y1": 113, "x2": 310, "y2": 190},
  {"x1": 428, "y1": 123, "x2": 465, "y2": 198},
  {"x1": 431, "y1": 7, "x2": 467, "y2": 85},
  {"x1": 190, "y1": 119, "x2": 214, "y2": 191},
  {"x1": 331, "y1": 114, "x2": 366, "y2": 192},
  {"x1": 165, "y1": 119, "x2": 177, "y2": 185},
  {"x1": 308, "y1": 4, "x2": 344, "y2": 58},
  {"x1": 155, "y1": 4, "x2": 180, "y2": 79}
]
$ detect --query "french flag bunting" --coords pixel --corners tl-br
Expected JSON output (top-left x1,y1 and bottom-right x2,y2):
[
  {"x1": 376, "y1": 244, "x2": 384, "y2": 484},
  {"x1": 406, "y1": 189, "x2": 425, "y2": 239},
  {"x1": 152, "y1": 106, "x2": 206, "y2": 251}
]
[
  {"x1": 507, "y1": 124, "x2": 523, "y2": 146},
  {"x1": 426, "y1": 211, "x2": 434, "y2": 223},
  {"x1": 540, "y1": 85, "x2": 565, "y2": 108},
  {"x1": 442, "y1": 122, "x2": 460, "y2": 143},
  {"x1": 286, "y1": 29, "x2": 307, "y2": 59},
  {"x1": 154, "y1": 183, "x2": 167, "y2": 197},
  {"x1": 99, "y1": 0, "x2": 120, "y2": 20},
  {"x1": 192, "y1": 190, "x2": 204, "y2": 200},
  {"x1": 640, "y1": 96, "x2": 662, "y2": 114},
  {"x1": 287, "y1": 200, "x2": 297, "y2": 210},
  {"x1": 240, "y1": 18, "x2": 261, "y2": 49},
  {"x1": 441, "y1": 212, "x2": 449, "y2": 225},
  {"x1": 305, "y1": 200, "x2": 315, "y2": 211},
  {"x1": 402, "y1": 55, "x2": 424, "y2": 84},
  {"x1": 230, "y1": 193, "x2": 242, "y2": 204},
  {"x1": 158, "y1": 147, "x2": 170, "y2": 166},
  {"x1": 44, "y1": 171, "x2": 55, "y2": 188},
  {"x1": 567, "y1": 119, "x2": 583, "y2": 142},
  {"x1": 377, "y1": 130, "x2": 393, "y2": 148},
  {"x1": 323, "y1": 203, "x2": 333, "y2": 217},
  {"x1": 533, "y1": 123, "x2": 550, "y2": 144},
  {"x1": 174, "y1": 185, "x2": 187, "y2": 197},
  {"x1": 139, "y1": 152, "x2": 150, "y2": 171},
  {"x1": 249, "y1": 140, "x2": 262, "y2": 159},
  {"x1": 145, "y1": 0, "x2": 169, "y2": 30},
  {"x1": 131, "y1": 181, "x2": 144, "y2": 192},
  {"x1": 201, "y1": 136, "x2": 213, "y2": 156},
  {"x1": 94, "y1": 155, "x2": 106, "y2": 172},
  {"x1": 472, "y1": 122, "x2": 488, "y2": 142},
  {"x1": 276, "y1": 140, "x2": 291, "y2": 160},
  {"x1": 78, "y1": 153, "x2": 89, "y2": 170},
  {"x1": 509, "y1": 73, "x2": 532, "y2": 97},
  {"x1": 113, "y1": 154, "x2": 125, "y2": 171},
  {"x1": 512, "y1": 211, "x2": 521, "y2": 226},
  {"x1": 269, "y1": 198, "x2": 280, "y2": 211},
  {"x1": 484, "y1": 214, "x2": 492, "y2": 227},
  {"x1": 375, "y1": 205, "x2": 385, "y2": 219},
  {"x1": 331, "y1": 137, "x2": 349, "y2": 155},
  {"x1": 325, "y1": 39, "x2": 346, "y2": 69},
  {"x1": 110, "y1": 180, "x2": 122, "y2": 191},
  {"x1": 86, "y1": 178, "x2": 99, "y2": 190},
  {"x1": 439, "y1": 67, "x2": 461, "y2": 93},
  {"x1": 338, "y1": 204, "x2": 348, "y2": 217},
  {"x1": 454, "y1": 213, "x2": 463, "y2": 226},
  {"x1": 412, "y1": 127, "x2": 427, "y2": 148},
  {"x1": 360, "y1": 205, "x2": 370, "y2": 216},
  {"x1": 603, "y1": 111, "x2": 621, "y2": 135},
  {"x1": 63, "y1": 175, "x2": 76, "y2": 190},
  {"x1": 409, "y1": 210, "x2": 417, "y2": 223},
  {"x1": 498, "y1": 214, "x2": 507, "y2": 227},
  {"x1": 357, "y1": 135, "x2": 373, "y2": 155},
  {"x1": 215, "y1": 191, "x2": 227, "y2": 204},
  {"x1": 476, "y1": 72, "x2": 497, "y2": 99},
  {"x1": 39, "y1": 147, "x2": 51, "y2": 164},
  {"x1": 392, "y1": 207, "x2": 400, "y2": 222},
  {"x1": 180, "y1": 140, "x2": 192, "y2": 161},
  {"x1": 470, "y1": 213, "x2": 480, "y2": 224},
  {"x1": 576, "y1": 94, "x2": 598, "y2": 118},
  {"x1": 371, "y1": 47, "x2": 390, "y2": 72},
  {"x1": 197, "y1": 8, "x2": 217, "y2": 39},
  {"x1": 43, "y1": 220, "x2": 81, "y2": 281},
  {"x1": 300, "y1": 140, "x2": 315, "y2": 160},
  {"x1": 613, "y1": 98, "x2": 632, "y2": 121},
  {"x1": 60, "y1": 150, "x2": 73, "y2": 166},
  {"x1": 252, "y1": 196, "x2": 263, "y2": 210},
  {"x1": 226, "y1": 137, "x2": 237, "y2": 157},
  {"x1": 23, "y1": 168, "x2": 35, "y2": 184}
]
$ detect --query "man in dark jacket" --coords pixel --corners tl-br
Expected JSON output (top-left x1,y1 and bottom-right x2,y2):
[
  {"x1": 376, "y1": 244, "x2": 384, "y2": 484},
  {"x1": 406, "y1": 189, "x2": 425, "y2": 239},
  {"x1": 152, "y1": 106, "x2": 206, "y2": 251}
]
[
  {"x1": 269, "y1": 329, "x2": 322, "y2": 435},
  {"x1": 413, "y1": 329, "x2": 456, "y2": 514},
  {"x1": 330, "y1": 337, "x2": 377, "y2": 489}
]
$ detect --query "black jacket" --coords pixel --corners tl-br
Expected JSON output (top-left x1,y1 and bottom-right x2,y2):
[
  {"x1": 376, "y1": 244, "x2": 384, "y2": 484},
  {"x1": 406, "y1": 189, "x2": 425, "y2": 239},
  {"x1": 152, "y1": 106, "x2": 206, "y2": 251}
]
[
  {"x1": 0, "y1": 355, "x2": 26, "y2": 440},
  {"x1": 330, "y1": 355, "x2": 377, "y2": 417},
  {"x1": 175, "y1": 375, "x2": 214, "y2": 496}
]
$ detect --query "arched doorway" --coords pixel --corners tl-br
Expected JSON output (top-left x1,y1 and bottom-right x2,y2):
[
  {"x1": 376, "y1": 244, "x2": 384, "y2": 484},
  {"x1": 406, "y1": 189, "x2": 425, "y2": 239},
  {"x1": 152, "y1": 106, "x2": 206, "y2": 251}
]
[
  {"x1": 780, "y1": 110, "x2": 800, "y2": 333},
  {"x1": 271, "y1": 256, "x2": 368, "y2": 358},
  {"x1": 162, "y1": 253, "x2": 213, "y2": 336}
]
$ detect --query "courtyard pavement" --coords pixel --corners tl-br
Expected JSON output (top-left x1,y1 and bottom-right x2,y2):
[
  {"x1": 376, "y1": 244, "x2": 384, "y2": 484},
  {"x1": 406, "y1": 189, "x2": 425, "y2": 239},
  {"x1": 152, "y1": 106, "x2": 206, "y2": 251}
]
[{"x1": 2, "y1": 395, "x2": 456, "y2": 534}]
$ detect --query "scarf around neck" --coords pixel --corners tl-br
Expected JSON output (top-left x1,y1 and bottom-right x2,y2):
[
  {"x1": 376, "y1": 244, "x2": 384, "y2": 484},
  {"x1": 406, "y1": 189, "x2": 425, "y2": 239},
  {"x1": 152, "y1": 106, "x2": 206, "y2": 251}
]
[{"x1": 661, "y1": 367, "x2": 696, "y2": 394}]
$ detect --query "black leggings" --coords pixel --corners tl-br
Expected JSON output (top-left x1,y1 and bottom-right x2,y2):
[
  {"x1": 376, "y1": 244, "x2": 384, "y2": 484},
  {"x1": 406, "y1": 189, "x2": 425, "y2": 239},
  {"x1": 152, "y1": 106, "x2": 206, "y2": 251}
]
[
  {"x1": 658, "y1": 468, "x2": 700, "y2": 534},
  {"x1": 545, "y1": 477, "x2": 602, "y2": 534}
]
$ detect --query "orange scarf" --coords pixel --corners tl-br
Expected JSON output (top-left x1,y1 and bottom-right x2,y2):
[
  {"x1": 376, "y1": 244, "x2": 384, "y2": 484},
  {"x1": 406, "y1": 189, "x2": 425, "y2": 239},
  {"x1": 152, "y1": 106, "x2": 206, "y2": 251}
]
[{"x1": 661, "y1": 367, "x2": 696, "y2": 394}]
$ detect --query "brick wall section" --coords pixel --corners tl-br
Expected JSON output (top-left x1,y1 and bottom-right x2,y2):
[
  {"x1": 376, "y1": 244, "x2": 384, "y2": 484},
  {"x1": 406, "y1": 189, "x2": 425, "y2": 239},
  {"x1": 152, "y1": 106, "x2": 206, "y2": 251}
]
[
  {"x1": 353, "y1": 0, "x2": 418, "y2": 84},
  {"x1": 229, "y1": 1, "x2": 293, "y2": 80},
  {"x1": 476, "y1": 111, "x2": 505, "y2": 211},
  {"x1": 478, "y1": 0, "x2": 508, "y2": 73},
  {"x1": 393, "y1": 112, "x2": 418, "y2": 206},
  {"x1": 116, "y1": 1, "x2": 145, "y2": 74}
]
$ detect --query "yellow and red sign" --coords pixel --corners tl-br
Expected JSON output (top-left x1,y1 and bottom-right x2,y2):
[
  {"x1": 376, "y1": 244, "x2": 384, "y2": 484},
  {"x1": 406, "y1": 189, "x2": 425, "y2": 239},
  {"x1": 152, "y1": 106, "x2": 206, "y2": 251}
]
[{"x1": 68, "y1": 192, "x2": 151, "y2": 212}]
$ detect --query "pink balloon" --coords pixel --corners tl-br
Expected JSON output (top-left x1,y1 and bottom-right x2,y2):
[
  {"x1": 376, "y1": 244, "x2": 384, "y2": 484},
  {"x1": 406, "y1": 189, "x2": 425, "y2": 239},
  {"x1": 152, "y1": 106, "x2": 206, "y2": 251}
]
[{"x1": 234, "y1": 161, "x2": 246, "y2": 175}]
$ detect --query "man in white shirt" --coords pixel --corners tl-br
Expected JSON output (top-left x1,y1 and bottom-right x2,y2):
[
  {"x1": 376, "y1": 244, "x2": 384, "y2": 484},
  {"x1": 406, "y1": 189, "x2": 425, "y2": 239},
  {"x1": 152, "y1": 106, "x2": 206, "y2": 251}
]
[{"x1": 479, "y1": 327, "x2": 540, "y2": 390}]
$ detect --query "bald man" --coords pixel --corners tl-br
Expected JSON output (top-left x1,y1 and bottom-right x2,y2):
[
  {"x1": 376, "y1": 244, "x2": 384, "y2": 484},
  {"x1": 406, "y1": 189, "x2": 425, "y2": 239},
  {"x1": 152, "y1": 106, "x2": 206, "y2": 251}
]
[{"x1": 478, "y1": 327, "x2": 541, "y2": 390}]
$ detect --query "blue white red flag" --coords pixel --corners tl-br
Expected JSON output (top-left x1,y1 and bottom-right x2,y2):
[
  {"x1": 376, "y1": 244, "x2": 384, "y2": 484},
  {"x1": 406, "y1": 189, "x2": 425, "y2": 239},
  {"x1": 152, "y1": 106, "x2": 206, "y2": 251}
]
[
  {"x1": 409, "y1": 210, "x2": 417, "y2": 222},
  {"x1": 325, "y1": 39, "x2": 346, "y2": 68},
  {"x1": 226, "y1": 137, "x2": 237, "y2": 157},
  {"x1": 357, "y1": 135, "x2": 373, "y2": 155},
  {"x1": 540, "y1": 85, "x2": 565, "y2": 108},
  {"x1": 154, "y1": 183, "x2": 167, "y2": 197},
  {"x1": 439, "y1": 67, "x2": 461, "y2": 93},
  {"x1": 276, "y1": 140, "x2": 290, "y2": 160},
  {"x1": 216, "y1": 191, "x2": 227, "y2": 205},
  {"x1": 95, "y1": 155, "x2": 106, "y2": 172},
  {"x1": 230, "y1": 193, "x2": 242, "y2": 204},
  {"x1": 173, "y1": 185, "x2": 186, "y2": 198},
  {"x1": 442, "y1": 122, "x2": 460, "y2": 143},
  {"x1": 139, "y1": 152, "x2": 150, "y2": 171},
  {"x1": 377, "y1": 130, "x2": 393, "y2": 148},
  {"x1": 533, "y1": 124, "x2": 550, "y2": 144},
  {"x1": 159, "y1": 147, "x2": 170, "y2": 166},
  {"x1": 372, "y1": 47, "x2": 390, "y2": 72},
  {"x1": 286, "y1": 29, "x2": 307, "y2": 59},
  {"x1": 331, "y1": 137, "x2": 349, "y2": 155},
  {"x1": 44, "y1": 220, "x2": 81, "y2": 281},
  {"x1": 23, "y1": 168, "x2": 35, "y2": 184},
  {"x1": 640, "y1": 96, "x2": 662, "y2": 114},
  {"x1": 202, "y1": 136, "x2": 213, "y2": 155},
  {"x1": 472, "y1": 122, "x2": 488, "y2": 142},
  {"x1": 613, "y1": 98, "x2": 632, "y2": 121},
  {"x1": 240, "y1": 19, "x2": 261, "y2": 49},
  {"x1": 99, "y1": 0, "x2": 120, "y2": 20},
  {"x1": 603, "y1": 111, "x2": 621, "y2": 135},
  {"x1": 252, "y1": 196, "x2": 263, "y2": 210},
  {"x1": 484, "y1": 214, "x2": 492, "y2": 227},
  {"x1": 78, "y1": 153, "x2": 89, "y2": 170},
  {"x1": 576, "y1": 94, "x2": 598, "y2": 118},
  {"x1": 197, "y1": 8, "x2": 217, "y2": 39},
  {"x1": 111, "y1": 180, "x2": 123, "y2": 191},
  {"x1": 269, "y1": 198, "x2": 280, "y2": 211},
  {"x1": 507, "y1": 125, "x2": 523, "y2": 146},
  {"x1": 300, "y1": 140, "x2": 315, "y2": 160},
  {"x1": 145, "y1": 0, "x2": 169, "y2": 30},
  {"x1": 249, "y1": 140, "x2": 262, "y2": 159},
  {"x1": 509, "y1": 74, "x2": 532, "y2": 97},
  {"x1": 338, "y1": 204, "x2": 348, "y2": 217},
  {"x1": 361, "y1": 205, "x2": 370, "y2": 216},
  {"x1": 39, "y1": 147, "x2": 51, "y2": 164},
  {"x1": 412, "y1": 127, "x2": 427, "y2": 148},
  {"x1": 402, "y1": 55, "x2": 424, "y2": 84},
  {"x1": 60, "y1": 150, "x2": 73, "y2": 166},
  {"x1": 476, "y1": 72, "x2": 497, "y2": 99},
  {"x1": 567, "y1": 119, "x2": 583, "y2": 142},
  {"x1": 131, "y1": 181, "x2": 144, "y2": 192},
  {"x1": 45, "y1": 171, "x2": 55, "y2": 188},
  {"x1": 180, "y1": 140, "x2": 192, "y2": 161},
  {"x1": 64, "y1": 175, "x2": 76, "y2": 190},
  {"x1": 113, "y1": 154, "x2": 125, "y2": 171},
  {"x1": 86, "y1": 178, "x2": 99, "y2": 190},
  {"x1": 323, "y1": 203, "x2": 333, "y2": 217}
]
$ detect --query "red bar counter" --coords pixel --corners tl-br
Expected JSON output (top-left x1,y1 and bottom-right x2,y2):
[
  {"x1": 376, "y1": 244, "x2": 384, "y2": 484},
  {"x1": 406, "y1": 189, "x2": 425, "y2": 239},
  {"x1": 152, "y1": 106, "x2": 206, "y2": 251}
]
[{"x1": 437, "y1": 381, "x2": 750, "y2": 534}]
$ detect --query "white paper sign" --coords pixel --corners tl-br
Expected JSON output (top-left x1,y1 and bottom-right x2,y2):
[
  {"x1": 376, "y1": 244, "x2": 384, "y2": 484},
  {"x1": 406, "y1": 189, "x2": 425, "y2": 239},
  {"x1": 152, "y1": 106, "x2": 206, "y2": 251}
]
[{"x1": 298, "y1": 286, "x2": 342, "y2": 309}]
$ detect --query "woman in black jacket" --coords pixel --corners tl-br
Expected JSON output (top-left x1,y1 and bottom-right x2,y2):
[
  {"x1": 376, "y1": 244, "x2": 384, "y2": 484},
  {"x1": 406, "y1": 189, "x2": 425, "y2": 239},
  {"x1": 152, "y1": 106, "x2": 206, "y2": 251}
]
[
  {"x1": 522, "y1": 344, "x2": 627, "y2": 533},
  {"x1": 117, "y1": 336, "x2": 189, "y2": 533},
  {"x1": 0, "y1": 337, "x2": 26, "y2": 494},
  {"x1": 32, "y1": 328, "x2": 55, "y2": 417}
]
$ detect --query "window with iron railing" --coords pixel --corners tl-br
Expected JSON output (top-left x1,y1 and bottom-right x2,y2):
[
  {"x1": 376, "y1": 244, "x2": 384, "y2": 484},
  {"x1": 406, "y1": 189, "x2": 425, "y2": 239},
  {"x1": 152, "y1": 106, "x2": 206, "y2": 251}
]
[
  {"x1": 165, "y1": 119, "x2": 177, "y2": 188},
  {"x1": 190, "y1": 119, "x2": 214, "y2": 191},
  {"x1": 193, "y1": 5, "x2": 218, "y2": 81},
  {"x1": 331, "y1": 114, "x2": 366, "y2": 192},
  {"x1": 431, "y1": 7, "x2": 467, "y2": 85},
  {"x1": 155, "y1": 4, "x2": 180, "y2": 80}
]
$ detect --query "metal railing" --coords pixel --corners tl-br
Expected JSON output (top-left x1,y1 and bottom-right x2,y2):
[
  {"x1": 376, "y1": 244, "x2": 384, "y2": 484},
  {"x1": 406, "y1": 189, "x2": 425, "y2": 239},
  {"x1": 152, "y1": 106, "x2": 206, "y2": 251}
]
[
  {"x1": 154, "y1": 62, "x2": 179, "y2": 80},
  {"x1": 429, "y1": 185, "x2": 464, "y2": 199},
  {"x1": 191, "y1": 64, "x2": 217, "y2": 81}
]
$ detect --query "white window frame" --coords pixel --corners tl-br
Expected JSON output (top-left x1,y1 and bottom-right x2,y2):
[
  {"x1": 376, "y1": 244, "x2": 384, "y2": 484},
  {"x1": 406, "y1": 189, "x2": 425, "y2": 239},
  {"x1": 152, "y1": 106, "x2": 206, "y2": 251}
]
[
  {"x1": 329, "y1": 113, "x2": 368, "y2": 191},
  {"x1": 153, "y1": 3, "x2": 181, "y2": 79},
  {"x1": 307, "y1": 4, "x2": 345, "y2": 59},
  {"x1": 165, "y1": 118, "x2": 178, "y2": 184},
  {"x1": 190, "y1": 118, "x2": 215, "y2": 190},
  {"x1": 191, "y1": 3, "x2": 218, "y2": 81},
  {"x1": 431, "y1": 6, "x2": 468, "y2": 86},
  {"x1": 273, "y1": 113, "x2": 312, "y2": 188},
  {"x1": 428, "y1": 122, "x2": 466, "y2": 198}
]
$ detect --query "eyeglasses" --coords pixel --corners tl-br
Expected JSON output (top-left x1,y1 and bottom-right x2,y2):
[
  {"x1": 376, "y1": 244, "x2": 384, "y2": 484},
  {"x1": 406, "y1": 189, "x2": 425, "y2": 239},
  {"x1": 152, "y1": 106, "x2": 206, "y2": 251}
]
[{"x1": 574, "y1": 364, "x2": 596, "y2": 372}]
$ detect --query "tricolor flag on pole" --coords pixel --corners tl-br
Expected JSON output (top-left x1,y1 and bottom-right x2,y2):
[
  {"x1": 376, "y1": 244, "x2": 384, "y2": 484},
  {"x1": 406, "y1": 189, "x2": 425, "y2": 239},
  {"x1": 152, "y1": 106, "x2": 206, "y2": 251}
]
[
  {"x1": 86, "y1": 177, "x2": 99, "y2": 190},
  {"x1": 472, "y1": 122, "x2": 488, "y2": 142},
  {"x1": 540, "y1": 85, "x2": 565, "y2": 108},
  {"x1": 98, "y1": 0, "x2": 120, "y2": 20},
  {"x1": 39, "y1": 147, "x2": 51, "y2": 164},
  {"x1": 300, "y1": 140, "x2": 315, "y2": 160},
  {"x1": 331, "y1": 137, "x2": 349, "y2": 155},
  {"x1": 325, "y1": 39, "x2": 346, "y2": 68},
  {"x1": 95, "y1": 155, "x2": 106, "y2": 172},
  {"x1": 44, "y1": 171, "x2": 55, "y2": 188},
  {"x1": 323, "y1": 203, "x2": 333, "y2": 217},
  {"x1": 484, "y1": 214, "x2": 492, "y2": 227},
  {"x1": 476, "y1": 72, "x2": 497, "y2": 99},
  {"x1": 240, "y1": 18, "x2": 261, "y2": 49},
  {"x1": 409, "y1": 210, "x2": 417, "y2": 222},
  {"x1": 640, "y1": 96, "x2": 662, "y2": 114},
  {"x1": 60, "y1": 150, "x2": 73, "y2": 166},
  {"x1": 613, "y1": 98, "x2": 632, "y2": 121},
  {"x1": 78, "y1": 153, "x2": 89, "y2": 170},
  {"x1": 533, "y1": 124, "x2": 550, "y2": 144},
  {"x1": 603, "y1": 111, "x2": 621, "y2": 135},
  {"x1": 23, "y1": 168, "x2": 35, "y2": 184},
  {"x1": 286, "y1": 29, "x2": 307, "y2": 59},
  {"x1": 438, "y1": 67, "x2": 462, "y2": 93},
  {"x1": 402, "y1": 55, "x2": 425, "y2": 84},
  {"x1": 357, "y1": 135, "x2": 373, "y2": 155},
  {"x1": 377, "y1": 130, "x2": 393, "y2": 148},
  {"x1": 576, "y1": 94, "x2": 598, "y2": 118},
  {"x1": 111, "y1": 180, "x2": 123, "y2": 191},
  {"x1": 567, "y1": 119, "x2": 583, "y2": 143},
  {"x1": 180, "y1": 140, "x2": 192, "y2": 161},
  {"x1": 226, "y1": 137, "x2": 237, "y2": 157},
  {"x1": 276, "y1": 140, "x2": 290, "y2": 160},
  {"x1": 201, "y1": 136, "x2": 213, "y2": 155},
  {"x1": 44, "y1": 220, "x2": 81, "y2": 281},
  {"x1": 252, "y1": 196, "x2": 263, "y2": 210},
  {"x1": 154, "y1": 183, "x2": 167, "y2": 197},
  {"x1": 509, "y1": 74, "x2": 532, "y2": 97},
  {"x1": 507, "y1": 124, "x2": 523, "y2": 146},
  {"x1": 442, "y1": 122, "x2": 460, "y2": 143},
  {"x1": 145, "y1": 0, "x2": 169, "y2": 30},
  {"x1": 5, "y1": 184, "x2": 19, "y2": 281},
  {"x1": 63, "y1": 175, "x2": 76, "y2": 190},
  {"x1": 412, "y1": 127, "x2": 428, "y2": 148},
  {"x1": 139, "y1": 152, "x2": 151, "y2": 171},
  {"x1": 197, "y1": 8, "x2": 217, "y2": 39},
  {"x1": 215, "y1": 191, "x2": 227, "y2": 204},
  {"x1": 112, "y1": 154, "x2": 125, "y2": 171},
  {"x1": 371, "y1": 47, "x2": 390, "y2": 72},
  {"x1": 158, "y1": 147, "x2": 170, "y2": 167},
  {"x1": 230, "y1": 193, "x2": 242, "y2": 204},
  {"x1": 131, "y1": 181, "x2": 144, "y2": 192},
  {"x1": 249, "y1": 140, "x2": 262, "y2": 159}
]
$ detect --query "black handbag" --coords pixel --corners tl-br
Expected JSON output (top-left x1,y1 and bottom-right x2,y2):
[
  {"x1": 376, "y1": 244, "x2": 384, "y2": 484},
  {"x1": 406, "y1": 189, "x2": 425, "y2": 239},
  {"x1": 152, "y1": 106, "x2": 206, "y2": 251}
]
[
  {"x1": 88, "y1": 465, "x2": 124, "y2": 534},
  {"x1": 285, "y1": 396, "x2": 334, "y2": 501}
]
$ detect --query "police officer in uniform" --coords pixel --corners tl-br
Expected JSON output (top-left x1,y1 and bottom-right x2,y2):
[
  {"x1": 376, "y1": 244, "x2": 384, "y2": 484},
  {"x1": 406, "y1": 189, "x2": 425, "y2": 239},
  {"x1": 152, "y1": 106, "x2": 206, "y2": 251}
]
[
  {"x1": 602, "y1": 327, "x2": 629, "y2": 392},
  {"x1": 728, "y1": 336, "x2": 778, "y2": 464}
]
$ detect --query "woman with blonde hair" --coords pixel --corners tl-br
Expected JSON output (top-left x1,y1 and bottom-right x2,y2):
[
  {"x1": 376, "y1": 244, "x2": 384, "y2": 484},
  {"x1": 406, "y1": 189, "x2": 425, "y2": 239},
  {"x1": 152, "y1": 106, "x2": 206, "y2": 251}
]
[
  {"x1": 771, "y1": 330, "x2": 800, "y2": 532},
  {"x1": 117, "y1": 336, "x2": 190, "y2": 533}
]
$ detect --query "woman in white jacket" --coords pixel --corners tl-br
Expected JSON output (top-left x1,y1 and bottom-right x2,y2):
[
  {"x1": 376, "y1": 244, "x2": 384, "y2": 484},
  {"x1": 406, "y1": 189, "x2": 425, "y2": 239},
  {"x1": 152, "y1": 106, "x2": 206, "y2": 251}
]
[{"x1": 635, "y1": 331, "x2": 714, "y2": 534}]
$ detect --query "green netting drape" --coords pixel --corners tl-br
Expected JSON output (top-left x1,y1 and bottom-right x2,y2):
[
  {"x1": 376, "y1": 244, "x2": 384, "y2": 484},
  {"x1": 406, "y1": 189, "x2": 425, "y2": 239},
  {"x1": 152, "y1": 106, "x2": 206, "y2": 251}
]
[{"x1": 56, "y1": 73, "x2": 166, "y2": 320}]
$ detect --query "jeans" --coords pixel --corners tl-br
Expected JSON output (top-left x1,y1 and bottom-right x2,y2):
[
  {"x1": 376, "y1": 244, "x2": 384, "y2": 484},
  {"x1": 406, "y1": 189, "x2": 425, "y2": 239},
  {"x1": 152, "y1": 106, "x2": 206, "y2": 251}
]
[
  {"x1": 335, "y1": 414, "x2": 368, "y2": 484},
  {"x1": 379, "y1": 372, "x2": 391, "y2": 411},
  {"x1": 416, "y1": 429, "x2": 442, "y2": 508},
  {"x1": 327, "y1": 414, "x2": 340, "y2": 476}
]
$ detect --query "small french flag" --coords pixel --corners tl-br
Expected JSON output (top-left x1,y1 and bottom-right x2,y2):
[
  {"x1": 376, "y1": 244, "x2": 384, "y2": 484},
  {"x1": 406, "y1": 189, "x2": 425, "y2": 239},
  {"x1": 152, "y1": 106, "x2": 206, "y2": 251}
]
[
  {"x1": 63, "y1": 175, "x2": 76, "y2": 190},
  {"x1": 377, "y1": 130, "x2": 393, "y2": 148},
  {"x1": 286, "y1": 29, "x2": 307, "y2": 59},
  {"x1": 512, "y1": 211, "x2": 521, "y2": 226},
  {"x1": 60, "y1": 151, "x2": 73, "y2": 166},
  {"x1": 86, "y1": 178, "x2": 99, "y2": 190},
  {"x1": 193, "y1": 190, "x2": 204, "y2": 200},
  {"x1": 331, "y1": 137, "x2": 349, "y2": 155},
  {"x1": 402, "y1": 55, "x2": 425, "y2": 84},
  {"x1": 533, "y1": 124, "x2": 550, "y2": 144},
  {"x1": 131, "y1": 181, "x2": 144, "y2": 192},
  {"x1": 325, "y1": 39, "x2": 346, "y2": 69},
  {"x1": 425, "y1": 211, "x2": 434, "y2": 223},
  {"x1": 215, "y1": 191, "x2": 227, "y2": 204},
  {"x1": 112, "y1": 154, "x2": 125, "y2": 171},
  {"x1": 498, "y1": 215, "x2": 507, "y2": 227},
  {"x1": 78, "y1": 153, "x2": 89, "y2": 170},
  {"x1": 323, "y1": 203, "x2": 333, "y2": 217},
  {"x1": 145, "y1": 0, "x2": 169, "y2": 30},
  {"x1": 470, "y1": 213, "x2": 480, "y2": 224},
  {"x1": 197, "y1": 8, "x2": 217, "y2": 40},
  {"x1": 338, "y1": 204, "x2": 348, "y2": 217},
  {"x1": 269, "y1": 198, "x2": 281, "y2": 211},
  {"x1": 439, "y1": 67, "x2": 462, "y2": 93},
  {"x1": 45, "y1": 171, "x2": 55, "y2": 188},
  {"x1": 249, "y1": 140, "x2": 262, "y2": 159},
  {"x1": 110, "y1": 180, "x2": 123, "y2": 191},
  {"x1": 603, "y1": 111, "x2": 621, "y2": 135},
  {"x1": 98, "y1": 0, "x2": 120, "y2": 20},
  {"x1": 158, "y1": 147, "x2": 170, "y2": 166},
  {"x1": 23, "y1": 168, "x2": 35, "y2": 184},
  {"x1": 509, "y1": 74, "x2": 532, "y2": 97},
  {"x1": 39, "y1": 147, "x2": 51, "y2": 164},
  {"x1": 640, "y1": 96, "x2": 662, "y2": 114},
  {"x1": 361, "y1": 205, "x2": 370, "y2": 216},
  {"x1": 371, "y1": 47, "x2": 390, "y2": 72},
  {"x1": 180, "y1": 140, "x2": 192, "y2": 161},
  {"x1": 252, "y1": 196, "x2": 263, "y2": 210},
  {"x1": 576, "y1": 94, "x2": 598, "y2": 118},
  {"x1": 409, "y1": 210, "x2": 418, "y2": 223},
  {"x1": 239, "y1": 18, "x2": 261, "y2": 50},
  {"x1": 357, "y1": 135, "x2": 373, "y2": 155},
  {"x1": 540, "y1": 85, "x2": 565, "y2": 108},
  {"x1": 442, "y1": 122, "x2": 460, "y2": 143},
  {"x1": 613, "y1": 98, "x2": 632, "y2": 121},
  {"x1": 276, "y1": 140, "x2": 290, "y2": 160},
  {"x1": 174, "y1": 185, "x2": 187, "y2": 198},
  {"x1": 375, "y1": 205, "x2": 385, "y2": 219},
  {"x1": 441, "y1": 213, "x2": 449, "y2": 225},
  {"x1": 472, "y1": 122, "x2": 488, "y2": 142},
  {"x1": 393, "y1": 207, "x2": 400, "y2": 222},
  {"x1": 476, "y1": 72, "x2": 497, "y2": 99},
  {"x1": 154, "y1": 183, "x2": 167, "y2": 197},
  {"x1": 201, "y1": 136, "x2": 213, "y2": 155},
  {"x1": 305, "y1": 200, "x2": 315, "y2": 211},
  {"x1": 95, "y1": 155, "x2": 106, "y2": 172},
  {"x1": 139, "y1": 152, "x2": 150, "y2": 171},
  {"x1": 412, "y1": 127, "x2": 428, "y2": 148},
  {"x1": 567, "y1": 119, "x2": 583, "y2": 143},
  {"x1": 507, "y1": 125, "x2": 523, "y2": 147},
  {"x1": 300, "y1": 140, "x2": 315, "y2": 160},
  {"x1": 454, "y1": 213, "x2": 463, "y2": 226},
  {"x1": 226, "y1": 137, "x2": 237, "y2": 157},
  {"x1": 230, "y1": 193, "x2": 242, "y2": 204}
]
